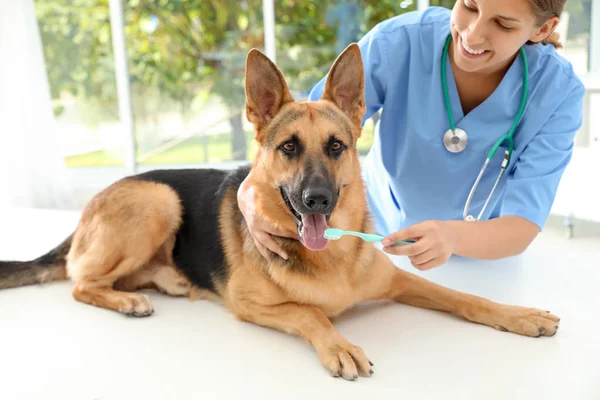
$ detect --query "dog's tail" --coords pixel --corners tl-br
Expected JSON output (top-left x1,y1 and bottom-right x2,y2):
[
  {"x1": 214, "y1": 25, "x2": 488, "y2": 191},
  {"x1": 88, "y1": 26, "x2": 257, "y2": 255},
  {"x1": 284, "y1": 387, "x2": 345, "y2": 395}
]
[{"x1": 0, "y1": 234, "x2": 73, "y2": 290}]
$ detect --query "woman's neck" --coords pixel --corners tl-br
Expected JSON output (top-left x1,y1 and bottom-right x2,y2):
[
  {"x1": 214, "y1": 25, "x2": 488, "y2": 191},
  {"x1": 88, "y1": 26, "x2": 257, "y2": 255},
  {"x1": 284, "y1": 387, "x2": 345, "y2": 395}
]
[{"x1": 448, "y1": 42, "x2": 517, "y2": 114}]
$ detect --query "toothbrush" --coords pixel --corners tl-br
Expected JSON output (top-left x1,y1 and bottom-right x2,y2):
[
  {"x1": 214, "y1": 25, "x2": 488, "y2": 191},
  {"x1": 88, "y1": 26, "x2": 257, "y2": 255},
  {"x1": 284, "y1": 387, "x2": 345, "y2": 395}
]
[{"x1": 324, "y1": 228, "x2": 415, "y2": 246}]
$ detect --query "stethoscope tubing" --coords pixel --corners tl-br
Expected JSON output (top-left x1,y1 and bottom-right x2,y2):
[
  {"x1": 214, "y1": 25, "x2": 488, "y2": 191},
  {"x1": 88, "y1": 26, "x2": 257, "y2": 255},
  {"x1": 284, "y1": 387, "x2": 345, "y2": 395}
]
[{"x1": 440, "y1": 34, "x2": 529, "y2": 221}]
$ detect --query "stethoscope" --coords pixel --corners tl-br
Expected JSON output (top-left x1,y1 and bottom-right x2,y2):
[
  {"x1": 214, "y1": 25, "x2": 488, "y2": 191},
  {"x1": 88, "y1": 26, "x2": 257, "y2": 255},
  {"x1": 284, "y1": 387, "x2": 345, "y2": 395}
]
[{"x1": 440, "y1": 34, "x2": 529, "y2": 221}]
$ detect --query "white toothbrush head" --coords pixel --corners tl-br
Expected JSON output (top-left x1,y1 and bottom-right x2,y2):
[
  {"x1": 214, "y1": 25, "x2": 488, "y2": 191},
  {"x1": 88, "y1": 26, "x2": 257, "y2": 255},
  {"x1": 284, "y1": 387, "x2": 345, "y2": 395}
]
[{"x1": 324, "y1": 228, "x2": 344, "y2": 240}]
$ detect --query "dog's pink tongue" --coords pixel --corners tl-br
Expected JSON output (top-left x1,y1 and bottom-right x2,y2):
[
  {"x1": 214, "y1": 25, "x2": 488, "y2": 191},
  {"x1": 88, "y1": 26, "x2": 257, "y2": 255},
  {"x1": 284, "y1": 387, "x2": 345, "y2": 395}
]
[{"x1": 301, "y1": 214, "x2": 328, "y2": 251}]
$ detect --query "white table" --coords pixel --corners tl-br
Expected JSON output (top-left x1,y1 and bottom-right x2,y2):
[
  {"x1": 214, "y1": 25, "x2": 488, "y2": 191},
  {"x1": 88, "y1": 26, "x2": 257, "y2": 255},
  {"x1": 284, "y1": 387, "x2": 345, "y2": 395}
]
[{"x1": 0, "y1": 207, "x2": 599, "y2": 400}]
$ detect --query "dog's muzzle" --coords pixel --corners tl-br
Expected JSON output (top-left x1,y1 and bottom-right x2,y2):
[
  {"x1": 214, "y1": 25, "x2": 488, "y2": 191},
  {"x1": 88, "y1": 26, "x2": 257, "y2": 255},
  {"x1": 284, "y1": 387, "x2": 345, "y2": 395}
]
[{"x1": 280, "y1": 185, "x2": 335, "y2": 251}]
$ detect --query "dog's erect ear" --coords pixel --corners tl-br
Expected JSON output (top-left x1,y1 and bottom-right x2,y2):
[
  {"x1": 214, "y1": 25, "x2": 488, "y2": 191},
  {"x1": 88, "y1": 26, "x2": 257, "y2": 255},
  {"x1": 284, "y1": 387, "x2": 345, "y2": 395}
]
[
  {"x1": 245, "y1": 49, "x2": 294, "y2": 137},
  {"x1": 320, "y1": 43, "x2": 365, "y2": 126}
]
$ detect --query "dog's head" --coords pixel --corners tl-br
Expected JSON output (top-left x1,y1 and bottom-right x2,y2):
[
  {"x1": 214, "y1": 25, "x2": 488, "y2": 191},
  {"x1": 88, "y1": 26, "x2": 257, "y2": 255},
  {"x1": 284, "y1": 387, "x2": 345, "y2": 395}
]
[{"x1": 244, "y1": 44, "x2": 365, "y2": 251}]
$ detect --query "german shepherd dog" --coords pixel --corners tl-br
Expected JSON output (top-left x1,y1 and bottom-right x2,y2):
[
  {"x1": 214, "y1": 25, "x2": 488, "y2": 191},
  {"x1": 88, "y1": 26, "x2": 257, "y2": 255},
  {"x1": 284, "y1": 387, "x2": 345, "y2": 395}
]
[{"x1": 0, "y1": 44, "x2": 559, "y2": 380}]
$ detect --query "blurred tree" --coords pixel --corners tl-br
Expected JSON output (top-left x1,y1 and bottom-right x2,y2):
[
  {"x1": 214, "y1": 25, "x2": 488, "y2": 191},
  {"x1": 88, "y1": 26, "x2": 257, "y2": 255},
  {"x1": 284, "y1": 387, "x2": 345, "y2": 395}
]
[
  {"x1": 123, "y1": 0, "x2": 265, "y2": 159},
  {"x1": 35, "y1": 0, "x2": 116, "y2": 118}
]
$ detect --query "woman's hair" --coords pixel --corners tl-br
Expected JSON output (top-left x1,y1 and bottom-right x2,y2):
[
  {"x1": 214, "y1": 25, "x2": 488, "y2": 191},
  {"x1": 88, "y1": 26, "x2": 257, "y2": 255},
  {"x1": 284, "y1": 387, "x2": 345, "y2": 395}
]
[{"x1": 526, "y1": 0, "x2": 566, "y2": 48}]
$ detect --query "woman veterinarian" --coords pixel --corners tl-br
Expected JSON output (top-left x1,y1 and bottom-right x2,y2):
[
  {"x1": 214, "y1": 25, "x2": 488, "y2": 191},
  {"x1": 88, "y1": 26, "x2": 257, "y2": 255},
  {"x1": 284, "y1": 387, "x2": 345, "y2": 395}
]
[{"x1": 237, "y1": 0, "x2": 584, "y2": 271}]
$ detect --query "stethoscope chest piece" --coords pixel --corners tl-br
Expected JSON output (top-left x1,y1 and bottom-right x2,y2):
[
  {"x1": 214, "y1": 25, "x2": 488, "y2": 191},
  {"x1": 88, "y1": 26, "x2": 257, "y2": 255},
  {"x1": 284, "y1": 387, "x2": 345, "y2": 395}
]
[{"x1": 443, "y1": 128, "x2": 468, "y2": 153}]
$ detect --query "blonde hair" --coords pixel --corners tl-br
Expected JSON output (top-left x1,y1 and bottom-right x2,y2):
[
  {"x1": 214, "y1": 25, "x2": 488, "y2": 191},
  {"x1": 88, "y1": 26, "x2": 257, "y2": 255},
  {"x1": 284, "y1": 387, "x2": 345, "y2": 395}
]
[{"x1": 526, "y1": 0, "x2": 566, "y2": 48}]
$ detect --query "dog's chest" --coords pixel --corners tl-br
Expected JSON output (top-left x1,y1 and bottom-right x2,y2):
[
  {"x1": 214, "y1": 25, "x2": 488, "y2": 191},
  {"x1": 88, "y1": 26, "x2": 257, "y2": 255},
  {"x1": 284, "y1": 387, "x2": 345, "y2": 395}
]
[{"x1": 270, "y1": 268, "x2": 361, "y2": 317}]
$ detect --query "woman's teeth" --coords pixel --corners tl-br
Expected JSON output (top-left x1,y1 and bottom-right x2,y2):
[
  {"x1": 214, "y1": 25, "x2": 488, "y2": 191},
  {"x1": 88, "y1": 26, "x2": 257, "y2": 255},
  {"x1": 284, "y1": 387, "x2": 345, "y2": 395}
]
[{"x1": 462, "y1": 40, "x2": 485, "y2": 55}]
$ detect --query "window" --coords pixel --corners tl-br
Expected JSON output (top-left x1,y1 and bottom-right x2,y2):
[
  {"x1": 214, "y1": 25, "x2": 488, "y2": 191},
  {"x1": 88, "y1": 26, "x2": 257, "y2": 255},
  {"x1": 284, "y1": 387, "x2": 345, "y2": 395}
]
[
  {"x1": 36, "y1": 0, "x2": 266, "y2": 168},
  {"x1": 125, "y1": 0, "x2": 264, "y2": 166},
  {"x1": 35, "y1": 0, "x2": 122, "y2": 167},
  {"x1": 560, "y1": 0, "x2": 593, "y2": 75}
]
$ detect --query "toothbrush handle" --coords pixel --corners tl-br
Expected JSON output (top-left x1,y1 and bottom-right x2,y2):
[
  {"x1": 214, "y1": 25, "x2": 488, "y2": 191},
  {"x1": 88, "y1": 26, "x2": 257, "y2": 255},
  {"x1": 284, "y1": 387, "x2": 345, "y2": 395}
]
[
  {"x1": 361, "y1": 233, "x2": 414, "y2": 245},
  {"x1": 345, "y1": 231, "x2": 414, "y2": 245},
  {"x1": 392, "y1": 239, "x2": 415, "y2": 246}
]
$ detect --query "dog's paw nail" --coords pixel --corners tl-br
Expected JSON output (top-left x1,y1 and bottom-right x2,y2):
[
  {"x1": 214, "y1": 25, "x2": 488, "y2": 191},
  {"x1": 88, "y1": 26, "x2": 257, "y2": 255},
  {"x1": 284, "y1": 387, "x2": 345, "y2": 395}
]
[
  {"x1": 352, "y1": 374, "x2": 358, "y2": 380},
  {"x1": 538, "y1": 327, "x2": 545, "y2": 336},
  {"x1": 369, "y1": 369, "x2": 374, "y2": 375},
  {"x1": 369, "y1": 361, "x2": 374, "y2": 366}
]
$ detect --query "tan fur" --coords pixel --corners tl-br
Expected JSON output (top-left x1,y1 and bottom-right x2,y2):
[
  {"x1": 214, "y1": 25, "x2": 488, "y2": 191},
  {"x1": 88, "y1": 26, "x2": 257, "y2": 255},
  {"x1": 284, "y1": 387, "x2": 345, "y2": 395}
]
[
  {"x1": 8, "y1": 44, "x2": 559, "y2": 380},
  {"x1": 188, "y1": 287, "x2": 222, "y2": 303},
  {"x1": 66, "y1": 178, "x2": 185, "y2": 316}
]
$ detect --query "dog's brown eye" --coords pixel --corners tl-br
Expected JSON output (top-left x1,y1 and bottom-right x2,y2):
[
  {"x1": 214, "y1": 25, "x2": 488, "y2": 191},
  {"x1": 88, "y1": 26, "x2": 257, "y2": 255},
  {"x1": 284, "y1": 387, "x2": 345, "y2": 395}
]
[
  {"x1": 331, "y1": 141, "x2": 343, "y2": 152},
  {"x1": 282, "y1": 142, "x2": 295, "y2": 152}
]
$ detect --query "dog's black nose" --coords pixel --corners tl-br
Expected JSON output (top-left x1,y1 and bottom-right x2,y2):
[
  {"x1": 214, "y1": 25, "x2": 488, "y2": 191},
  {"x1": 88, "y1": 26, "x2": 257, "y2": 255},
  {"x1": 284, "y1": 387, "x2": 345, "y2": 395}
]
[{"x1": 303, "y1": 187, "x2": 332, "y2": 213}]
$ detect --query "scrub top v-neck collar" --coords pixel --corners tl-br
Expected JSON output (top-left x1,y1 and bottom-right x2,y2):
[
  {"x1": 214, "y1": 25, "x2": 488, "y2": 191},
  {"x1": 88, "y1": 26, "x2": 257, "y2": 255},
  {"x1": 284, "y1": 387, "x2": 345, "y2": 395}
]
[{"x1": 442, "y1": 36, "x2": 527, "y2": 134}]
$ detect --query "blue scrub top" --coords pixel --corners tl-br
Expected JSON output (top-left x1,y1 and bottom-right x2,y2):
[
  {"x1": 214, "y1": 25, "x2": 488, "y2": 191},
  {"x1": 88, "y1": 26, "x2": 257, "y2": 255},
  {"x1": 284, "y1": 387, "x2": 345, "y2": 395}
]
[{"x1": 309, "y1": 7, "x2": 585, "y2": 236}]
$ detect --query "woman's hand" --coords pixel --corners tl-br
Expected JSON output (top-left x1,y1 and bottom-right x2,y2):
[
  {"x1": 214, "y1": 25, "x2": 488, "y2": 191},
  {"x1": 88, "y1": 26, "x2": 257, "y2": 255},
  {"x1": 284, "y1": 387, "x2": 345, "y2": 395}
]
[
  {"x1": 237, "y1": 176, "x2": 298, "y2": 260},
  {"x1": 381, "y1": 220, "x2": 457, "y2": 270}
]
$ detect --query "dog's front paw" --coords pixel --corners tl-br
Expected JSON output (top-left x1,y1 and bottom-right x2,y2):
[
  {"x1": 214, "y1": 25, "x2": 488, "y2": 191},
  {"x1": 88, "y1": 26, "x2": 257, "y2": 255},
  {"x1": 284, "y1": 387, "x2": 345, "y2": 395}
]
[
  {"x1": 316, "y1": 337, "x2": 373, "y2": 380},
  {"x1": 119, "y1": 293, "x2": 154, "y2": 317},
  {"x1": 496, "y1": 306, "x2": 560, "y2": 337}
]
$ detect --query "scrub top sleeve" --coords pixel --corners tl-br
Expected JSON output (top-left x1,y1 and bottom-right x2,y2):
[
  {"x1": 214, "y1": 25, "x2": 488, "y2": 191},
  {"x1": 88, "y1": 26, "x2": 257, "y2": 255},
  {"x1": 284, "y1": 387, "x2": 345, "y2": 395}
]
[
  {"x1": 499, "y1": 80, "x2": 585, "y2": 230},
  {"x1": 308, "y1": 23, "x2": 390, "y2": 126}
]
